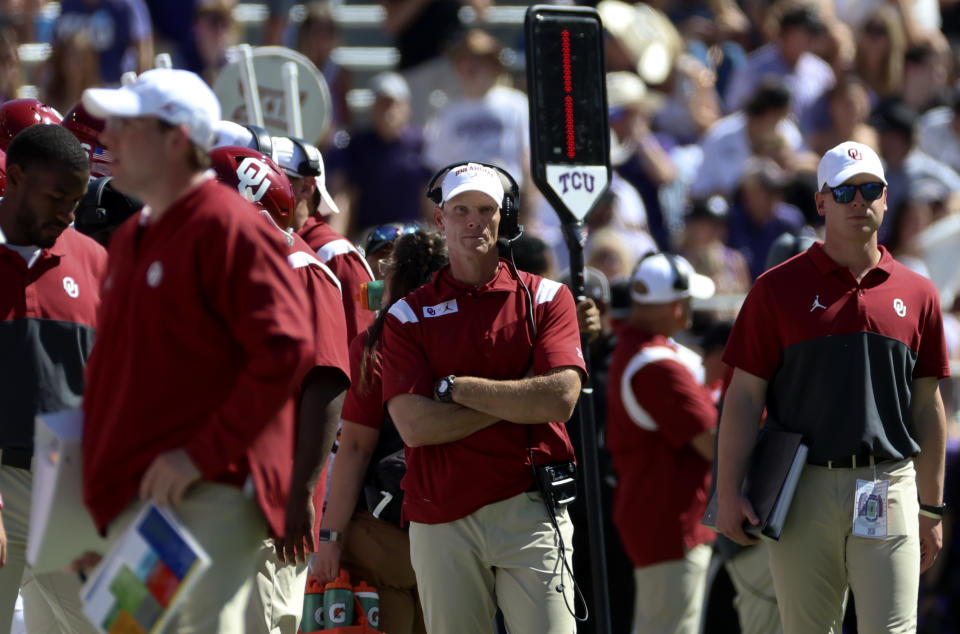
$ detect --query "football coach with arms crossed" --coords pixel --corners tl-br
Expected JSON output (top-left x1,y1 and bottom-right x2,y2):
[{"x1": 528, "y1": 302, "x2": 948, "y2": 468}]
[
  {"x1": 716, "y1": 141, "x2": 949, "y2": 633},
  {"x1": 380, "y1": 162, "x2": 587, "y2": 634}
]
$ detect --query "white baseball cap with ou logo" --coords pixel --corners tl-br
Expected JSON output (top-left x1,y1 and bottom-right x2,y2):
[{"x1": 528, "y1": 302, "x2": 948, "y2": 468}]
[
  {"x1": 440, "y1": 163, "x2": 505, "y2": 207},
  {"x1": 817, "y1": 141, "x2": 887, "y2": 191}
]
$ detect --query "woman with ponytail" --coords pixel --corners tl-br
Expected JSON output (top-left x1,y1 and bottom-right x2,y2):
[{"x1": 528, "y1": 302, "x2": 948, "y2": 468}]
[{"x1": 310, "y1": 229, "x2": 447, "y2": 634}]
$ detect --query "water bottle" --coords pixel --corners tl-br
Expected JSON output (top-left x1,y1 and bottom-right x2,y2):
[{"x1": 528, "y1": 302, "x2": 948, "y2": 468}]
[
  {"x1": 322, "y1": 569, "x2": 354, "y2": 629},
  {"x1": 353, "y1": 581, "x2": 380, "y2": 630},
  {"x1": 299, "y1": 577, "x2": 325, "y2": 633}
]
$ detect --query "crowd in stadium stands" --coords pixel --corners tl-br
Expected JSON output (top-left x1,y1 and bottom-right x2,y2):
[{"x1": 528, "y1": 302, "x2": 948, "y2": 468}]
[{"x1": 1, "y1": 0, "x2": 960, "y2": 632}]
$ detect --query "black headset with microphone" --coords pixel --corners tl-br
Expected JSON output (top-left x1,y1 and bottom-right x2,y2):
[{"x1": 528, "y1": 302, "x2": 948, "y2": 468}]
[{"x1": 243, "y1": 124, "x2": 273, "y2": 159}]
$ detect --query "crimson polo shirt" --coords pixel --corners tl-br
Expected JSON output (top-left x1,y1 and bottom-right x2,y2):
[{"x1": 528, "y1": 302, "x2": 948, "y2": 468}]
[
  {"x1": 0, "y1": 227, "x2": 106, "y2": 448},
  {"x1": 606, "y1": 326, "x2": 717, "y2": 567},
  {"x1": 83, "y1": 179, "x2": 315, "y2": 535},
  {"x1": 724, "y1": 243, "x2": 949, "y2": 463},
  {"x1": 298, "y1": 214, "x2": 375, "y2": 344},
  {"x1": 379, "y1": 261, "x2": 587, "y2": 524}
]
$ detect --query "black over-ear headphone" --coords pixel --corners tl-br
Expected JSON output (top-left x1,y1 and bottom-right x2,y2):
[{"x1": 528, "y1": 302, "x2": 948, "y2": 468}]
[
  {"x1": 243, "y1": 124, "x2": 273, "y2": 158},
  {"x1": 426, "y1": 161, "x2": 522, "y2": 242},
  {"x1": 286, "y1": 136, "x2": 322, "y2": 177},
  {"x1": 639, "y1": 251, "x2": 689, "y2": 293}
]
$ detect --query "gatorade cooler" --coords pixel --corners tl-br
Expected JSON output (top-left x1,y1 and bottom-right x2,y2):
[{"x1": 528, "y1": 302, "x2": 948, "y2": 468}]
[
  {"x1": 353, "y1": 582, "x2": 380, "y2": 630},
  {"x1": 322, "y1": 569, "x2": 355, "y2": 629},
  {"x1": 299, "y1": 577, "x2": 325, "y2": 634}
]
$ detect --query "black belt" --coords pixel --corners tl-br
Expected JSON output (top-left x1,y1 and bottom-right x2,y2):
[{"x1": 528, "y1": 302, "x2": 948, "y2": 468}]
[
  {"x1": 0, "y1": 447, "x2": 33, "y2": 470},
  {"x1": 808, "y1": 453, "x2": 897, "y2": 469}
]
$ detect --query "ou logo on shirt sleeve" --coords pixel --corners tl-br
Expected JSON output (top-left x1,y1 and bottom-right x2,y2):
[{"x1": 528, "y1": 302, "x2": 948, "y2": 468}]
[{"x1": 236, "y1": 157, "x2": 272, "y2": 203}]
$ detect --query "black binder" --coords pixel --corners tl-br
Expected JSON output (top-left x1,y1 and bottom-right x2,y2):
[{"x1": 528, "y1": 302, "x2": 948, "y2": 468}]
[{"x1": 702, "y1": 428, "x2": 808, "y2": 541}]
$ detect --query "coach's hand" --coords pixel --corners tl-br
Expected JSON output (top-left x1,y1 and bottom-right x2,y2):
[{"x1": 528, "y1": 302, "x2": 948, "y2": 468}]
[
  {"x1": 717, "y1": 492, "x2": 760, "y2": 546},
  {"x1": 919, "y1": 514, "x2": 942, "y2": 573},
  {"x1": 139, "y1": 449, "x2": 201, "y2": 507},
  {"x1": 275, "y1": 494, "x2": 317, "y2": 566}
]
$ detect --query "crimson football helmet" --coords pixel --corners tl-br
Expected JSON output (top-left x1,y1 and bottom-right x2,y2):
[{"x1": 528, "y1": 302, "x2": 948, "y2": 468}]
[
  {"x1": 0, "y1": 148, "x2": 6, "y2": 197},
  {"x1": 0, "y1": 99, "x2": 63, "y2": 151},
  {"x1": 209, "y1": 146, "x2": 296, "y2": 229},
  {"x1": 62, "y1": 103, "x2": 111, "y2": 178}
]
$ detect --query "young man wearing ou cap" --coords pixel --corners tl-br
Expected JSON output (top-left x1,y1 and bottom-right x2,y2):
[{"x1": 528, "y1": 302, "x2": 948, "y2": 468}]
[
  {"x1": 281, "y1": 136, "x2": 376, "y2": 343},
  {"x1": 716, "y1": 141, "x2": 949, "y2": 633},
  {"x1": 605, "y1": 252, "x2": 719, "y2": 634},
  {"x1": 379, "y1": 163, "x2": 587, "y2": 634},
  {"x1": 80, "y1": 69, "x2": 315, "y2": 632}
]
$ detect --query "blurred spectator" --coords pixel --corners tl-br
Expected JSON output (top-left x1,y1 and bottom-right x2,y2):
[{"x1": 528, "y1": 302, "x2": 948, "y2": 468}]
[
  {"x1": 886, "y1": 195, "x2": 934, "y2": 278},
  {"x1": 813, "y1": 17, "x2": 855, "y2": 78},
  {"x1": 586, "y1": 227, "x2": 637, "y2": 282},
  {"x1": 55, "y1": 0, "x2": 154, "y2": 84},
  {"x1": 917, "y1": 87, "x2": 960, "y2": 174},
  {"x1": 382, "y1": 0, "x2": 464, "y2": 127},
  {"x1": 834, "y1": 0, "x2": 941, "y2": 38},
  {"x1": 852, "y1": 6, "x2": 907, "y2": 105},
  {"x1": 423, "y1": 29, "x2": 528, "y2": 188},
  {"x1": 328, "y1": 72, "x2": 431, "y2": 238},
  {"x1": 606, "y1": 71, "x2": 676, "y2": 251},
  {"x1": 39, "y1": 30, "x2": 101, "y2": 114},
  {"x1": 585, "y1": 174, "x2": 657, "y2": 265},
  {"x1": 902, "y1": 38, "x2": 953, "y2": 114},
  {"x1": 668, "y1": 0, "x2": 749, "y2": 101},
  {"x1": 724, "y1": 4, "x2": 834, "y2": 136},
  {"x1": 691, "y1": 79, "x2": 802, "y2": 200},
  {"x1": 654, "y1": 53, "x2": 722, "y2": 146},
  {"x1": 498, "y1": 233, "x2": 555, "y2": 279},
  {"x1": 873, "y1": 99, "x2": 960, "y2": 243},
  {"x1": 0, "y1": 0, "x2": 45, "y2": 42},
  {"x1": 144, "y1": 0, "x2": 195, "y2": 62},
  {"x1": 296, "y1": 2, "x2": 351, "y2": 137},
  {"x1": 173, "y1": 0, "x2": 236, "y2": 86},
  {"x1": 0, "y1": 26, "x2": 21, "y2": 102},
  {"x1": 726, "y1": 157, "x2": 806, "y2": 279},
  {"x1": 261, "y1": 0, "x2": 293, "y2": 46},
  {"x1": 810, "y1": 75, "x2": 878, "y2": 156},
  {"x1": 678, "y1": 195, "x2": 751, "y2": 300}
]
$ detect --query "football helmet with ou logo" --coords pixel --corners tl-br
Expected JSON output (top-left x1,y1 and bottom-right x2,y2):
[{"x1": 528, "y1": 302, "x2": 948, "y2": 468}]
[
  {"x1": 209, "y1": 146, "x2": 296, "y2": 229},
  {"x1": 0, "y1": 99, "x2": 63, "y2": 151},
  {"x1": 62, "y1": 103, "x2": 111, "y2": 178}
]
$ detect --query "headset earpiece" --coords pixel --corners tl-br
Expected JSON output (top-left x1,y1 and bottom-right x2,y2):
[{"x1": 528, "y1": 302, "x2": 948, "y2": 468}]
[{"x1": 287, "y1": 136, "x2": 321, "y2": 176}]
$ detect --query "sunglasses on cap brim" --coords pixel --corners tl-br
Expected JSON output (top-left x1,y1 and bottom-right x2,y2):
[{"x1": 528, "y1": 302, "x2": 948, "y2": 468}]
[
  {"x1": 365, "y1": 223, "x2": 419, "y2": 254},
  {"x1": 827, "y1": 182, "x2": 885, "y2": 204}
]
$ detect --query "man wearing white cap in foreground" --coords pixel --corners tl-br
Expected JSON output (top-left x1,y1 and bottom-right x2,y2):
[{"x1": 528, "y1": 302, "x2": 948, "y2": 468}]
[
  {"x1": 605, "y1": 252, "x2": 718, "y2": 634},
  {"x1": 283, "y1": 136, "x2": 376, "y2": 344},
  {"x1": 379, "y1": 162, "x2": 586, "y2": 633},
  {"x1": 717, "y1": 141, "x2": 949, "y2": 633},
  {"x1": 80, "y1": 68, "x2": 315, "y2": 633}
]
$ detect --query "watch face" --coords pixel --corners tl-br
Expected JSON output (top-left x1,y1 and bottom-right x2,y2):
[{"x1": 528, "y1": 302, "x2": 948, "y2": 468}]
[{"x1": 439, "y1": 379, "x2": 450, "y2": 393}]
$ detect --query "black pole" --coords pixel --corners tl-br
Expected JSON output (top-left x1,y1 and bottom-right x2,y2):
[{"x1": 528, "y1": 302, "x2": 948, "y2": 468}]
[{"x1": 563, "y1": 220, "x2": 612, "y2": 634}]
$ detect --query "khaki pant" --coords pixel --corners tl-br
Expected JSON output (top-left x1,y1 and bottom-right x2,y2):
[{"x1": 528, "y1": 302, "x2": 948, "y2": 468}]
[
  {"x1": 631, "y1": 543, "x2": 711, "y2": 634},
  {"x1": 107, "y1": 482, "x2": 268, "y2": 634},
  {"x1": 408, "y1": 492, "x2": 575, "y2": 634},
  {"x1": 768, "y1": 459, "x2": 920, "y2": 634},
  {"x1": 341, "y1": 510, "x2": 425, "y2": 634},
  {"x1": 245, "y1": 541, "x2": 309, "y2": 634},
  {"x1": 0, "y1": 464, "x2": 98, "y2": 634},
  {"x1": 725, "y1": 542, "x2": 781, "y2": 634}
]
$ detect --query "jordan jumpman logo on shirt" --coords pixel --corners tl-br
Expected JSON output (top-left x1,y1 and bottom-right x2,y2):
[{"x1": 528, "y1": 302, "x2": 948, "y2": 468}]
[{"x1": 810, "y1": 295, "x2": 826, "y2": 311}]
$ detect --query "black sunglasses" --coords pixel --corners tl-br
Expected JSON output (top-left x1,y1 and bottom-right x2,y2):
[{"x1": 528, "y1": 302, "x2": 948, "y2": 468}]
[{"x1": 827, "y1": 182, "x2": 885, "y2": 204}]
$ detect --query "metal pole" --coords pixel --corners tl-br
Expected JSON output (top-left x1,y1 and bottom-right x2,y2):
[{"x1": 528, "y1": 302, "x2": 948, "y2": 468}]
[
  {"x1": 236, "y1": 44, "x2": 264, "y2": 127},
  {"x1": 562, "y1": 220, "x2": 612, "y2": 634},
  {"x1": 282, "y1": 62, "x2": 303, "y2": 137}
]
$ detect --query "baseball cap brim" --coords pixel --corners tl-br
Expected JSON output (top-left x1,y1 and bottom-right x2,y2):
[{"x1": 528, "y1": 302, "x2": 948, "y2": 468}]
[
  {"x1": 823, "y1": 165, "x2": 887, "y2": 189},
  {"x1": 689, "y1": 272, "x2": 716, "y2": 299},
  {"x1": 82, "y1": 87, "x2": 143, "y2": 119}
]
